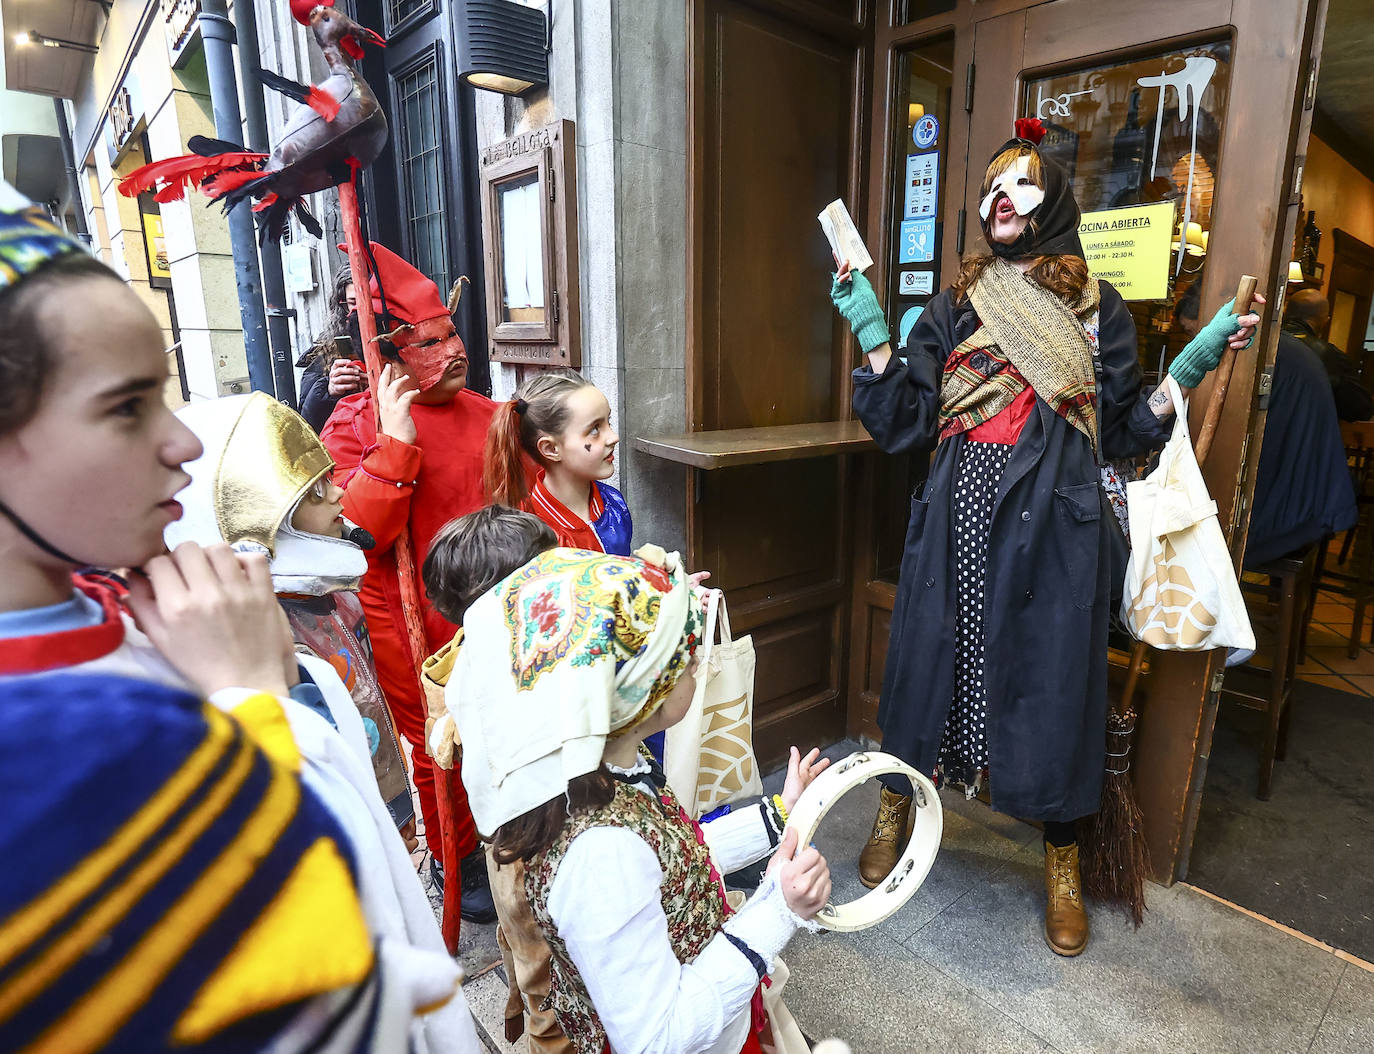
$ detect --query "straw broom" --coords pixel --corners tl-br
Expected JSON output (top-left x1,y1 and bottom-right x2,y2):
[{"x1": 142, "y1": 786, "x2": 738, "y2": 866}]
[{"x1": 1082, "y1": 275, "x2": 1258, "y2": 927}]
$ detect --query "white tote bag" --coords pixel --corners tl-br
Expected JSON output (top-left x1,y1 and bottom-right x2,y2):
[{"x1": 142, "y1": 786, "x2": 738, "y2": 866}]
[
  {"x1": 663, "y1": 589, "x2": 764, "y2": 817},
  {"x1": 1120, "y1": 376, "x2": 1255, "y2": 651}
]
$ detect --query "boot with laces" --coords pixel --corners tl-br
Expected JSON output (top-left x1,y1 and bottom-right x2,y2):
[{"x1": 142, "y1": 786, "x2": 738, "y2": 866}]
[
  {"x1": 859, "y1": 786, "x2": 912, "y2": 888},
  {"x1": 1043, "y1": 841, "x2": 1090, "y2": 956}
]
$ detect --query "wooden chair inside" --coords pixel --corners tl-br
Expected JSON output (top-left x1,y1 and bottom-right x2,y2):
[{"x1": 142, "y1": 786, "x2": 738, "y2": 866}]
[
  {"x1": 1221, "y1": 544, "x2": 1321, "y2": 799},
  {"x1": 1319, "y1": 425, "x2": 1374, "y2": 658}
]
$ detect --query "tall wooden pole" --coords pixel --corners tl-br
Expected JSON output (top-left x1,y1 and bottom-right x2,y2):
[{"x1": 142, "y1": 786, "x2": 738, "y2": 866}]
[{"x1": 339, "y1": 171, "x2": 462, "y2": 952}]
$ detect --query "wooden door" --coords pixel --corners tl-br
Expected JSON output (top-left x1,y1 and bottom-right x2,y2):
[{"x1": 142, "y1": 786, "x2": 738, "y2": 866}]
[
  {"x1": 850, "y1": 21, "x2": 966, "y2": 743},
  {"x1": 852, "y1": 0, "x2": 1324, "y2": 883},
  {"x1": 687, "y1": 0, "x2": 870, "y2": 765}
]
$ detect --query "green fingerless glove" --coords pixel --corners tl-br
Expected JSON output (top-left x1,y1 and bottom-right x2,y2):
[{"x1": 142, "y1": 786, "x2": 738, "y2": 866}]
[
  {"x1": 1168, "y1": 297, "x2": 1244, "y2": 388},
  {"x1": 830, "y1": 270, "x2": 889, "y2": 354}
]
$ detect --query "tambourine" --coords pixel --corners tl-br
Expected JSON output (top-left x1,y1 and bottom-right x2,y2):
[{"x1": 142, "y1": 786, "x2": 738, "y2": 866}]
[{"x1": 784, "y1": 751, "x2": 942, "y2": 932}]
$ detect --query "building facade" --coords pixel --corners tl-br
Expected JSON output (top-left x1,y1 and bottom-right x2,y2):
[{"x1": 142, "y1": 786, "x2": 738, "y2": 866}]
[{"x1": 9, "y1": 0, "x2": 1370, "y2": 886}]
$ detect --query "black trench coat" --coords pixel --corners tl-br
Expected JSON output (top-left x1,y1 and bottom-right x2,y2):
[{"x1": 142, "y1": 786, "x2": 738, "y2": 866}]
[{"x1": 854, "y1": 282, "x2": 1172, "y2": 822}]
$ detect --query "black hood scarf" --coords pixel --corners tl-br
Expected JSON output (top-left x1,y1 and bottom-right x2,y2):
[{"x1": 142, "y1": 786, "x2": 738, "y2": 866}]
[{"x1": 986, "y1": 117, "x2": 1085, "y2": 260}]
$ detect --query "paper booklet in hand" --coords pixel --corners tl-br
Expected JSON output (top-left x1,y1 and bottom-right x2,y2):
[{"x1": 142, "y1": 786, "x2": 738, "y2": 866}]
[{"x1": 818, "y1": 199, "x2": 873, "y2": 273}]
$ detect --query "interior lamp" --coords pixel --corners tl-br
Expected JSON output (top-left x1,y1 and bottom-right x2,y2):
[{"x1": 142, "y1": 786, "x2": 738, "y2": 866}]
[
  {"x1": 1171, "y1": 220, "x2": 1207, "y2": 257},
  {"x1": 1287, "y1": 261, "x2": 1305, "y2": 284},
  {"x1": 458, "y1": 0, "x2": 549, "y2": 96}
]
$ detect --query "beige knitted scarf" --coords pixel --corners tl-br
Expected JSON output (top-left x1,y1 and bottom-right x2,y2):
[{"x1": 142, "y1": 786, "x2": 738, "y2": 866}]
[{"x1": 942, "y1": 258, "x2": 1101, "y2": 452}]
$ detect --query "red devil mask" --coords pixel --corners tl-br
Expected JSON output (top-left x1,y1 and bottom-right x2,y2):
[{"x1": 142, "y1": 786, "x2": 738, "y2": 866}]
[{"x1": 344, "y1": 241, "x2": 466, "y2": 392}]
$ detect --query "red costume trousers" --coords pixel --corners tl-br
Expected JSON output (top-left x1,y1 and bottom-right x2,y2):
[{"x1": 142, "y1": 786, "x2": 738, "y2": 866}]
[{"x1": 365, "y1": 596, "x2": 477, "y2": 861}]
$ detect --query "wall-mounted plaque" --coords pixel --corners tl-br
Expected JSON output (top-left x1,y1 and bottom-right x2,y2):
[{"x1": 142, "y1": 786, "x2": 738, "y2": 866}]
[{"x1": 479, "y1": 119, "x2": 580, "y2": 366}]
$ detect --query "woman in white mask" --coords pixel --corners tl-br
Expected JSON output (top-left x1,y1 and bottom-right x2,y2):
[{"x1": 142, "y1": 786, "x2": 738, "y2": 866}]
[{"x1": 828, "y1": 119, "x2": 1259, "y2": 956}]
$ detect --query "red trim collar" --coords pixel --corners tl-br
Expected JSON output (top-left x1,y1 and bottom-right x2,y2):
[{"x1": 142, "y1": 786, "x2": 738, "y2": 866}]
[
  {"x1": 530, "y1": 477, "x2": 604, "y2": 530},
  {"x1": 0, "y1": 578, "x2": 127, "y2": 675}
]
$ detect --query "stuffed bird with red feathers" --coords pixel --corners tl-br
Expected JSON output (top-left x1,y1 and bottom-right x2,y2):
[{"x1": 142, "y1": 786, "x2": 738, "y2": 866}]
[{"x1": 119, "y1": 2, "x2": 386, "y2": 242}]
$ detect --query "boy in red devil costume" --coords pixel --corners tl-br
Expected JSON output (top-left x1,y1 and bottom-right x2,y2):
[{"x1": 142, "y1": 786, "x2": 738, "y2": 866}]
[{"x1": 321, "y1": 242, "x2": 498, "y2": 922}]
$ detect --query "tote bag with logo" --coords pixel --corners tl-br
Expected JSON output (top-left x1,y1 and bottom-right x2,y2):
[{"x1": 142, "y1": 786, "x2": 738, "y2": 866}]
[
  {"x1": 1121, "y1": 376, "x2": 1255, "y2": 651},
  {"x1": 663, "y1": 589, "x2": 764, "y2": 818}
]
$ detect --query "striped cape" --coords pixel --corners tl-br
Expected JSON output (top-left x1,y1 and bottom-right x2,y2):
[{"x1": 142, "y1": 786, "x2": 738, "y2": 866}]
[{"x1": 0, "y1": 673, "x2": 379, "y2": 1054}]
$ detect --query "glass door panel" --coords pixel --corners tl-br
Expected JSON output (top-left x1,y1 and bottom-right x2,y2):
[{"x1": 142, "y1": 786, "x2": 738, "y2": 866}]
[
  {"x1": 1024, "y1": 40, "x2": 1233, "y2": 384},
  {"x1": 885, "y1": 36, "x2": 955, "y2": 350},
  {"x1": 870, "y1": 36, "x2": 954, "y2": 582}
]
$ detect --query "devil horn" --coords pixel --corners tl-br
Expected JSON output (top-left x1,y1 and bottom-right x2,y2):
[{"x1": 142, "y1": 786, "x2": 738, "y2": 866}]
[
  {"x1": 374, "y1": 323, "x2": 415, "y2": 345},
  {"x1": 446, "y1": 275, "x2": 470, "y2": 314}
]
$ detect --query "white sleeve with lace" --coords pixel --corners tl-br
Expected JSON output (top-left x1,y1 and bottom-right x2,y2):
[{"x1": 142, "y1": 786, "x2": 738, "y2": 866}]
[{"x1": 547, "y1": 825, "x2": 777, "y2": 1054}]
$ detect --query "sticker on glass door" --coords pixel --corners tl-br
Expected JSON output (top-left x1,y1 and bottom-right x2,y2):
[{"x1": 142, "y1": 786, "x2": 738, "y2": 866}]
[
  {"x1": 898, "y1": 218, "x2": 935, "y2": 263},
  {"x1": 905, "y1": 152, "x2": 939, "y2": 219},
  {"x1": 899, "y1": 270, "x2": 934, "y2": 296}
]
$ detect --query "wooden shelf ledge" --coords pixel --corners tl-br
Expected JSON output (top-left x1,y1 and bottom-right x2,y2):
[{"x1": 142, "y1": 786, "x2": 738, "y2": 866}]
[{"x1": 634, "y1": 420, "x2": 876, "y2": 470}]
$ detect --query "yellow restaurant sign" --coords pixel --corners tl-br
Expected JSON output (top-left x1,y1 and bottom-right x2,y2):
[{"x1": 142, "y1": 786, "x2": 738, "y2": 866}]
[{"x1": 1077, "y1": 201, "x2": 1176, "y2": 301}]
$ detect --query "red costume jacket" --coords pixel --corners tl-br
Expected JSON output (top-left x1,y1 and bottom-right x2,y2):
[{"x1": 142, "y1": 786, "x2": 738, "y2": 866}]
[
  {"x1": 323, "y1": 388, "x2": 496, "y2": 659},
  {"x1": 321, "y1": 388, "x2": 498, "y2": 868}
]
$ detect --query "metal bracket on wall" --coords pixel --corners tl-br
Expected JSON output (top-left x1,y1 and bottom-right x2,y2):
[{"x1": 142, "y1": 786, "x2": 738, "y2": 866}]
[
  {"x1": 964, "y1": 63, "x2": 975, "y2": 112},
  {"x1": 956, "y1": 208, "x2": 967, "y2": 255},
  {"x1": 693, "y1": 467, "x2": 704, "y2": 504}
]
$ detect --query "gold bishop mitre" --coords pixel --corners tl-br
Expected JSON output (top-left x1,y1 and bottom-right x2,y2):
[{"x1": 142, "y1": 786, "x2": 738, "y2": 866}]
[{"x1": 215, "y1": 392, "x2": 334, "y2": 552}]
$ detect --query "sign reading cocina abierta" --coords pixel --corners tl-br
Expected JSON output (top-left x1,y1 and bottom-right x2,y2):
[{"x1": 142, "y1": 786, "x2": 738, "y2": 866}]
[{"x1": 1077, "y1": 201, "x2": 1176, "y2": 301}]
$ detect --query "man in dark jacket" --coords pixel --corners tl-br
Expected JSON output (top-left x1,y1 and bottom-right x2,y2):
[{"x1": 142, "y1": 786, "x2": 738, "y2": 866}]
[
  {"x1": 1284, "y1": 289, "x2": 1373, "y2": 422},
  {"x1": 1244, "y1": 329, "x2": 1358, "y2": 567}
]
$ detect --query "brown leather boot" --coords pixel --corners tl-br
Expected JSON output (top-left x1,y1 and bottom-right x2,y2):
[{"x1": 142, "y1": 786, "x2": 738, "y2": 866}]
[
  {"x1": 859, "y1": 786, "x2": 912, "y2": 888},
  {"x1": 1043, "y1": 842, "x2": 1090, "y2": 957}
]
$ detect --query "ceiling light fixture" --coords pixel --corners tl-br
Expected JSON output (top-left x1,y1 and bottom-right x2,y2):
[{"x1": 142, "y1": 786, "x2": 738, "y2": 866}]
[{"x1": 13, "y1": 30, "x2": 98, "y2": 54}]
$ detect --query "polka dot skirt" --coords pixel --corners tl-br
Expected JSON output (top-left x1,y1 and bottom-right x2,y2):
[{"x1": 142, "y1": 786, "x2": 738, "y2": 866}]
[{"x1": 938, "y1": 439, "x2": 1014, "y2": 794}]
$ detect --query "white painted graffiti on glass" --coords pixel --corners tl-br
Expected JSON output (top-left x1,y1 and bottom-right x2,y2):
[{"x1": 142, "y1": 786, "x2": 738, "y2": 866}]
[
  {"x1": 1137, "y1": 55, "x2": 1217, "y2": 275},
  {"x1": 1036, "y1": 85, "x2": 1094, "y2": 120}
]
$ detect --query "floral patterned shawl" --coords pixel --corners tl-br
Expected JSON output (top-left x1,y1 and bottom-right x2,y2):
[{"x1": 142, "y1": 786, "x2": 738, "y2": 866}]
[{"x1": 444, "y1": 545, "x2": 704, "y2": 836}]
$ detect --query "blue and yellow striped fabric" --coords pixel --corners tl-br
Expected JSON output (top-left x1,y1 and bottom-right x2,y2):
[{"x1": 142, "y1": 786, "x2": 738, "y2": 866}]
[
  {"x1": 0, "y1": 205, "x2": 85, "y2": 292},
  {"x1": 0, "y1": 673, "x2": 376, "y2": 1053}
]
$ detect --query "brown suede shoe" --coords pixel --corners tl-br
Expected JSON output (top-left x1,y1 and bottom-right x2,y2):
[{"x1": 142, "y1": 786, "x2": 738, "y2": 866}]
[
  {"x1": 859, "y1": 786, "x2": 912, "y2": 888},
  {"x1": 1043, "y1": 842, "x2": 1090, "y2": 957}
]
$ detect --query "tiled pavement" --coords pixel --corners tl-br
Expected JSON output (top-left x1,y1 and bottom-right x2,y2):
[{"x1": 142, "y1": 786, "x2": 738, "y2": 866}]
[
  {"x1": 452, "y1": 739, "x2": 1374, "y2": 1053},
  {"x1": 1249, "y1": 583, "x2": 1374, "y2": 697}
]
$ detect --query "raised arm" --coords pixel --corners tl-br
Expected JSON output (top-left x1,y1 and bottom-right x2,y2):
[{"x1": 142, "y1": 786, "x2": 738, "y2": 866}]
[
  {"x1": 321, "y1": 365, "x2": 424, "y2": 554},
  {"x1": 846, "y1": 285, "x2": 955, "y2": 456}
]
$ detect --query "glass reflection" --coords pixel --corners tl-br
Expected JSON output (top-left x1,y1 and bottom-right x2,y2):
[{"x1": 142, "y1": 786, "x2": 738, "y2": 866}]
[{"x1": 499, "y1": 173, "x2": 545, "y2": 324}]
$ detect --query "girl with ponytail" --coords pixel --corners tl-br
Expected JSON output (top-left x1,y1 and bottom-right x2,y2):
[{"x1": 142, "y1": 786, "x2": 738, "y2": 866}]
[{"x1": 483, "y1": 370, "x2": 633, "y2": 556}]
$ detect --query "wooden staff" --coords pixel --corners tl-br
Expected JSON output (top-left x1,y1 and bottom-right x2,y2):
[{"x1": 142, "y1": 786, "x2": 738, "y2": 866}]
[
  {"x1": 1084, "y1": 274, "x2": 1258, "y2": 925},
  {"x1": 1194, "y1": 274, "x2": 1259, "y2": 464},
  {"x1": 339, "y1": 172, "x2": 463, "y2": 952}
]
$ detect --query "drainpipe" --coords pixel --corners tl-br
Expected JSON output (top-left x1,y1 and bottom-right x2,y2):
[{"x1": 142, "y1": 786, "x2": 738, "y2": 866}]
[
  {"x1": 52, "y1": 100, "x2": 91, "y2": 245},
  {"x1": 232, "y1": 0, "x2": 298, "y2": 409},
  {"x1": 199, "y1": 0, "x2": 273, "y2": 397}
]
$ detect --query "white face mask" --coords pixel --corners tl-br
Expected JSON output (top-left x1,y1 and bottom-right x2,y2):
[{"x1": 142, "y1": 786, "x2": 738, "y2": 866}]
[{"x1": 978, "y1": 155, "x2": 1045, "y2": 221}]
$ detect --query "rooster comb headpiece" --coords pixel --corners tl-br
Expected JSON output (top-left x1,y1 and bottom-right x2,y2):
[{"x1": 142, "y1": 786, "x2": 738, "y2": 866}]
[{"x1": 1012, "y1": 117, "x2": 1047, "y2": 145}]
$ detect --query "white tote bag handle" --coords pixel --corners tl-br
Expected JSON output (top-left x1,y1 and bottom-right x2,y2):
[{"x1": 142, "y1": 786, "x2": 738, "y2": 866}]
[
  {"x1": 715, "y1": 591, "x2": 733, "y2": 646},
  {"x1": 698, "y1": 588, "x2": 722, "y2": 667}
]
